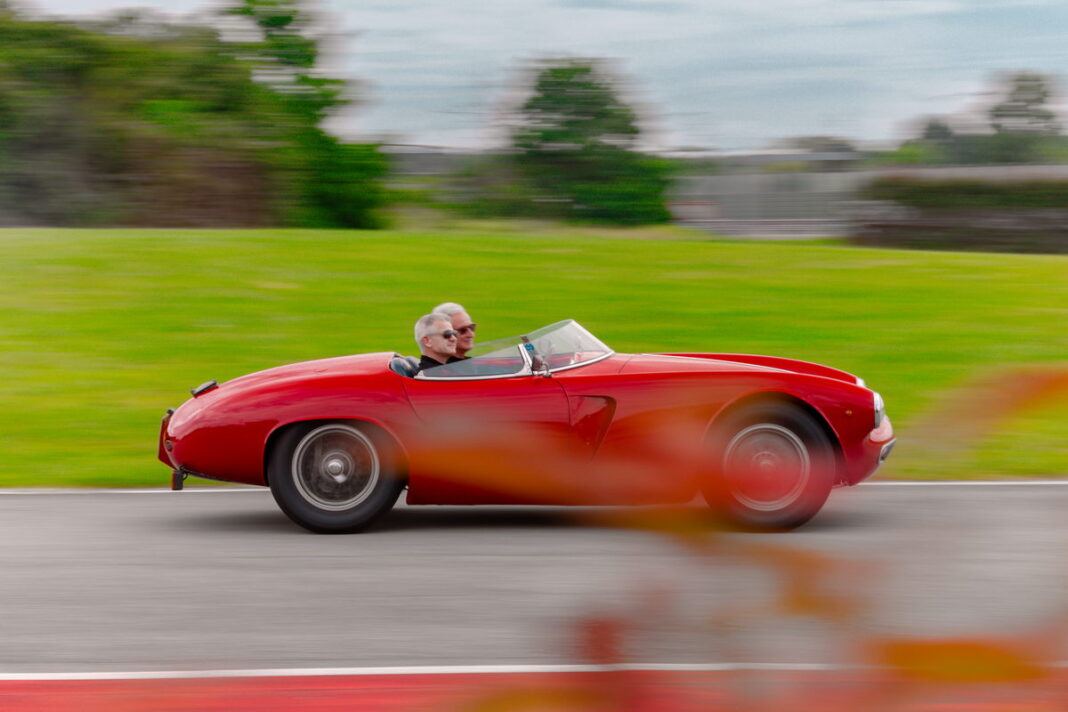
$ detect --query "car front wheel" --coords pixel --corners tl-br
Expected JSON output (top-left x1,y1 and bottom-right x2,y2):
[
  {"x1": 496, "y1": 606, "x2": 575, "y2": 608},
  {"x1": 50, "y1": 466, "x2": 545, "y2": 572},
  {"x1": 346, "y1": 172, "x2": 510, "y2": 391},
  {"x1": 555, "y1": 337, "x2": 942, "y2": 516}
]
[
  {"x1": 269, "y1": 422, "x2": 404, "y2": 533},
  {"x1": 702, "y1": 403, "x2": 835, "y2": 530}
]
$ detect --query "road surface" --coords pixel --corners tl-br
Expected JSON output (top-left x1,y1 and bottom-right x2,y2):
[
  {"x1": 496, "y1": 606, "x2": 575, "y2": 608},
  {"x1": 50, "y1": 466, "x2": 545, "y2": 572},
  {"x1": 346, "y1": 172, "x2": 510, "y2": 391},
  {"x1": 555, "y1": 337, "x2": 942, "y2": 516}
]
[{"x1": 2, "y1": 482, "x2": 1067, "y2": 674}]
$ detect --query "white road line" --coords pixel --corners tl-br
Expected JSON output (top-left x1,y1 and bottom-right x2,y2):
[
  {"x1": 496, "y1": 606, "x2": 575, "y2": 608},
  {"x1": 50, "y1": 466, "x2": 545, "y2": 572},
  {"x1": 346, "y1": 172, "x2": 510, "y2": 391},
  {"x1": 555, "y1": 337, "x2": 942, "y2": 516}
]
[
  {"x1": 6, "y1": 659, "x2": 1068, "y2": 681},
  {"x1": 0, "y1": 663, "x2": 861, "y2": 680}
]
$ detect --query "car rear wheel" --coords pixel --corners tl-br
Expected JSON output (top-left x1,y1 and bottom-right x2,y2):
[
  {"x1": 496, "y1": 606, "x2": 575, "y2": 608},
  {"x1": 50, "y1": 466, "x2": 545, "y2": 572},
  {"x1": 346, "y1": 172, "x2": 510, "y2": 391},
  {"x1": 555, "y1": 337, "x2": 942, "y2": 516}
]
[
  {"x1": 702, "y1": 403, "x2": 834, "y2": 530},
  {"x1": 269, "y1": 422, "x2": 404, "y2": 533}
]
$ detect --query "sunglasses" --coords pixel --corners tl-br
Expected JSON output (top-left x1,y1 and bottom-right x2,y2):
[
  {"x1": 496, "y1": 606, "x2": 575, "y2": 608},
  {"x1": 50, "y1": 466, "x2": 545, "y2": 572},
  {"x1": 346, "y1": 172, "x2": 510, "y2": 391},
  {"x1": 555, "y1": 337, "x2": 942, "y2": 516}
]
[
  {"x1": 429, "y1": 330, "x2": 459, "y2": 339},
  {"x1": 456, "y1": 323, "x2": 477, "y2": 335}
]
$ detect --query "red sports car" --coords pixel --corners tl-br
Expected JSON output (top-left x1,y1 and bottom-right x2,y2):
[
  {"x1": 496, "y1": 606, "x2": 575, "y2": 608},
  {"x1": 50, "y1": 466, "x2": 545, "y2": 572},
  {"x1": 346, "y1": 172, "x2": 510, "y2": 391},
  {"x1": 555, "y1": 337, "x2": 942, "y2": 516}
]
[{"x1": 159, "y1": 320, "x2": 894, "y2": 533}]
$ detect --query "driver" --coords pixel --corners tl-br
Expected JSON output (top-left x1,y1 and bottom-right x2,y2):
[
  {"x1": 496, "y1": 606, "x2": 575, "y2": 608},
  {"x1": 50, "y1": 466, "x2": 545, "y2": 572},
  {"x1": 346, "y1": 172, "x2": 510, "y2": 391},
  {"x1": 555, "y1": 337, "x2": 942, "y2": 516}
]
[
  {"x1": 432, "y1": 302, "x2": 476, "y2": 359},
  {"x1": 413, "y1": 313, "x2": 462, "y2": 373}
]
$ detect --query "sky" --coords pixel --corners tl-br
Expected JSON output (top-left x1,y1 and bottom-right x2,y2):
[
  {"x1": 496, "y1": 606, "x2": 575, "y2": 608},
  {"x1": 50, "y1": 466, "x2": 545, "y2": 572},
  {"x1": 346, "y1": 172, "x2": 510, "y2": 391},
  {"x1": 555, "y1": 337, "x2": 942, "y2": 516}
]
[{"x1": 18, "y1": 0, "x2": 1068, "y2": 151}]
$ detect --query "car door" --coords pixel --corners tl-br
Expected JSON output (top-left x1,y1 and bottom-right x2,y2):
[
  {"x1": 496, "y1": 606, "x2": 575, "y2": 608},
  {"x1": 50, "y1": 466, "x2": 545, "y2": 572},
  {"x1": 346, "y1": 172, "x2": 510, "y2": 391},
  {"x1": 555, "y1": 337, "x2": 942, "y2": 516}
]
[
  {"x1": 401, "y1": 370, "x2": 574, "y2": 505},
  {"x1": 550, "y1": 357, "x2": 717, "y2": 504}
]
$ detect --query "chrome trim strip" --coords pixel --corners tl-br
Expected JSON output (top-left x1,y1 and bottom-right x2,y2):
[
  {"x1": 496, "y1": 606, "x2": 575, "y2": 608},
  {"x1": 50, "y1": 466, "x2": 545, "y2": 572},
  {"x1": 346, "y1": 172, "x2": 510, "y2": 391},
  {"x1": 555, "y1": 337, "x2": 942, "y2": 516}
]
[
  {"x1": 873, "y1": 391, "x2": 885, "y2": 428},
  {"x1": 414, "y1": 372, "x2": 533, "y2": 382},
  {"x1": 518, "y1": 340, "x2": 534, "y2": 370}
]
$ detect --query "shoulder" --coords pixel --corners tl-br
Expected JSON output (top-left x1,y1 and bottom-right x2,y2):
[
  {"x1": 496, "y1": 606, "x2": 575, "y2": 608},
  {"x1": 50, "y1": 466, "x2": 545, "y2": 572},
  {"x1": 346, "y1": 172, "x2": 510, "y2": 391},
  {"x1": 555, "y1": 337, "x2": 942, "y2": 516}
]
[{"x1": 418, "y1": 355, "x2": 441, "y2": 371}]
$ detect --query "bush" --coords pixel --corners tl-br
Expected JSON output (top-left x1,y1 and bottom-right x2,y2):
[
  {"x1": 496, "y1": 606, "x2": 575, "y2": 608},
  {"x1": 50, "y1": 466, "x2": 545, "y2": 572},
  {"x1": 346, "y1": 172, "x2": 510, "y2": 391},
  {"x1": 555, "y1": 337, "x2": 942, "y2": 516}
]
[{"x1": 865, "y1": 177, "x2": 1068, "y2": 209}]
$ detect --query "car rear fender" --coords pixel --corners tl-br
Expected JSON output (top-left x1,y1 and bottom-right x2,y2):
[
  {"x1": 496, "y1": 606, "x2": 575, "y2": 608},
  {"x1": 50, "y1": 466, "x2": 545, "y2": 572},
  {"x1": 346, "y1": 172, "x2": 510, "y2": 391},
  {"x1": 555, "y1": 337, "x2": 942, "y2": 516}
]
[
  {"x1": 262, "y1": 418, "x2": 410, "y2": 487},
  {"x1": 706, "y1": 390, "x2": 847, "y2": 485}
]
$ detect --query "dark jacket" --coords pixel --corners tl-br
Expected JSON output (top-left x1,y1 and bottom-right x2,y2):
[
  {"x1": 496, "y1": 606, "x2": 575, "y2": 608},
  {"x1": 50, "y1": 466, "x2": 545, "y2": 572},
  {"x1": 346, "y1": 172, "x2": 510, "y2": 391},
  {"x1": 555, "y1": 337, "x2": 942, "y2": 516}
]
[{"x1": 417, "y1": 354, "x2": 464, "y2": 373}]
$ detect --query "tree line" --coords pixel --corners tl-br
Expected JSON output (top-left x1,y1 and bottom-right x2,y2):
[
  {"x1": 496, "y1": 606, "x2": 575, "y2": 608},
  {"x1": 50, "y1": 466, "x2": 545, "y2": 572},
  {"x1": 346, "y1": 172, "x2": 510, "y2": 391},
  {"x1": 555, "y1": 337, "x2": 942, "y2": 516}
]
[
  {"x1": 876, "y1": 73, "x2": 1068, "y2": 166},
  {"x1": 0, "y1": 0, "x2": 674, "y2": 227},
  {"x1": 1, "y1": 0, "x2": 1066, "y2": 227}
]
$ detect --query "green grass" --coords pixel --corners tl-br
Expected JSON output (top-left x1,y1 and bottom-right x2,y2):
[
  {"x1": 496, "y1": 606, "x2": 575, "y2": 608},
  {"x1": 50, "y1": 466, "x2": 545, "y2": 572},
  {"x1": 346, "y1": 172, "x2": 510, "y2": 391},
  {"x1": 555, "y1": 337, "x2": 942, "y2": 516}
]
[{"x1": 1, "y1": 225, "x2": 1065, "y2": 486}]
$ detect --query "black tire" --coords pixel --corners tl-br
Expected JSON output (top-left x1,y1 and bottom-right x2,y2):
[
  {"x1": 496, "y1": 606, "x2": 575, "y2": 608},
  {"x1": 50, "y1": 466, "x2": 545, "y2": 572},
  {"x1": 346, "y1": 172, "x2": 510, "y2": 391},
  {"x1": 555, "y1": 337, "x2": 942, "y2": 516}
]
[
  {"x1": 702, "y1": 402, "x2": 834, "y2": 530},
  {"x1": 268, "y1": 422, "x2": 404, "y2": 533}
]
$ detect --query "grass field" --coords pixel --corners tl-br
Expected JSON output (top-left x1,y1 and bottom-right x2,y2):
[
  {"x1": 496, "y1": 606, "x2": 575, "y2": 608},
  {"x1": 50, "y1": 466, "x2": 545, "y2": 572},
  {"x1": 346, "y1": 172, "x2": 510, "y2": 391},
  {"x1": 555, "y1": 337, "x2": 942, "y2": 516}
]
[{"x1": 1, "y1": 225, "x2": 1065, "y2": 486}]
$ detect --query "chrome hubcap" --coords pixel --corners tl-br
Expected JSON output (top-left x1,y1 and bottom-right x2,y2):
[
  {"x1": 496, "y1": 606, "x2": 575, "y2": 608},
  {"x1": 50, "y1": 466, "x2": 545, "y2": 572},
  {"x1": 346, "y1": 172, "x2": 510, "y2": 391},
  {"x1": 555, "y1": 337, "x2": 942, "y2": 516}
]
[
  {"x1": 325, "y1": 457, "x2": 348, "y2": 481},
  {"x1": 291, "y1": 425, "x2": 380, "y2": 511},
  {"x1": 723, "y1": 423, "x2": 810, "y2": 512}
]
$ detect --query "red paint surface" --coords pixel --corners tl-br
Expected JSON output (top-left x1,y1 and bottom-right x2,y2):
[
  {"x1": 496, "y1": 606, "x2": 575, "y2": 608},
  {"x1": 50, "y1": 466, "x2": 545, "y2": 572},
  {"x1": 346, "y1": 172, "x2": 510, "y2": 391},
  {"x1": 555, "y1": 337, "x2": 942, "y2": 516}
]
[
  {"x1": 162, "y1": 346, "x2": 891, "y2": 496},
  {"x1": 1, "y1": 670, "x2": 1064, "y2": 712}
]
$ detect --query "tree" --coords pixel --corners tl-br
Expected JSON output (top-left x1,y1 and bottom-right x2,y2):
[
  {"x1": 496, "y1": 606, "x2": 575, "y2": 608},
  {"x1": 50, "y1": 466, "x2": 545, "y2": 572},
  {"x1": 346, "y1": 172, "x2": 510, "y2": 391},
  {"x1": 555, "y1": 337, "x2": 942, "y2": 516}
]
[
  {"x1": 921, "y1": 118, "x2": 954, "y2": 143},
  {"x1": 888, "y1": 77, "x2": 1068, "y2": 167},
  {"x1": 510, "y1": 59, "x2": 670, "y2": 225},
  {"x1": 223, "y1": 0, "x2": 386, "y2": 227},
  {"x1": 989, "y1": 73, "x2": 1060, "y2": 135},
  {"x1": 514, "y1": 60, "x2": 640, "y2": 155},
  {"x1": 0, "y1": 0, "x2": 385, "y2": 227}
]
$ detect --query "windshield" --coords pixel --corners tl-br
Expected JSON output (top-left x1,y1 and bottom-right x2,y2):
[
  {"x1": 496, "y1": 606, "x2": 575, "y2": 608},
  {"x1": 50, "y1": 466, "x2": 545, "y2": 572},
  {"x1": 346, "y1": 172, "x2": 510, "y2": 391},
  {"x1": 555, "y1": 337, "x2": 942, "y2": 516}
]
[
  {"x1": 524, "y1": 320, "x2": 613, "y2": 372},
  {"x1": 417, "y1": 319, "x2": 613, "y2": 379}
]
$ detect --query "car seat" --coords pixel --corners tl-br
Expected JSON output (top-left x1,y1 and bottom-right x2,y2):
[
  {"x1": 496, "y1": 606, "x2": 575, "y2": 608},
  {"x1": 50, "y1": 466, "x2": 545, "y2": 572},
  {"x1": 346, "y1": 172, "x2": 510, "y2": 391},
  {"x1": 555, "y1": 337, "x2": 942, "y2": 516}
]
[{"x1": 389, "y1": 355, "x2": 420, "y2": 378}]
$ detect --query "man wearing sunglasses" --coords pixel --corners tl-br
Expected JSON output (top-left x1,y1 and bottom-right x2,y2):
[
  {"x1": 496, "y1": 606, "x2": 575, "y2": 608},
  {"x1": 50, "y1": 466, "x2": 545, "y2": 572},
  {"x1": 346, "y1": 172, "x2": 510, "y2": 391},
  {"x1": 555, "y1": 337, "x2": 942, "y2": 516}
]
[
  {"x1": 432, "y1": 302, "x2": 477, "y2": 359},
  {"x1": 414, "y1": 313, "x2": 462, "y2": 373}
]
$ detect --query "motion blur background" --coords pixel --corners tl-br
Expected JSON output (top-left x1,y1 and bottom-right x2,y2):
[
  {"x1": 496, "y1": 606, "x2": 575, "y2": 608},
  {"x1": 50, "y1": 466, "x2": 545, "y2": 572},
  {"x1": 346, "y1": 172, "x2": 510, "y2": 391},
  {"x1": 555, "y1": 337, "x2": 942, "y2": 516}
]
[
  {"x1": 4, "y1": 0, "x2": 1068, "y2": 239},
  {"x1": 2, "y1": 1, "x2": 1068, "y2": 708}
]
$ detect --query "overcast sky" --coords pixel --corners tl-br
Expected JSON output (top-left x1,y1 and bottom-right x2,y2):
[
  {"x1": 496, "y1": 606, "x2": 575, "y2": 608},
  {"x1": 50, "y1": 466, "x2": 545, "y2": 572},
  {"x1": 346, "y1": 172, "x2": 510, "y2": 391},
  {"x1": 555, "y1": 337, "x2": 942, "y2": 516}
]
[{"x1": 18, "y1": 0, "x2": 1068, "y2": 150}]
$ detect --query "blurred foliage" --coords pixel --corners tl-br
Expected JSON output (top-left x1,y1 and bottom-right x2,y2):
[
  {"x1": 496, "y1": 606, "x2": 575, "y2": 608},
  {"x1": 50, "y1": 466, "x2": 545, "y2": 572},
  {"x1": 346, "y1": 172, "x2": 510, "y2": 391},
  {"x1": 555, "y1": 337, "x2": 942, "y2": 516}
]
[
  {"x1": 514, "y1": 60, "x2": 671, "y2": 225},
  {"x1": 872, "y1": 72, "x2": 1068, "y2": 167},
  {"x1": 670, "y1": 156, "x2": 720, "y2": 176},
  {"x1": 762, "y1": 161, "x2": 808, "y2": 173},
  {"x1": 448, "y1": 152, "x2": 539, "y2": 218},
  {"x1": 0, "y1": 0, "x2": 386, "y2": 227},
  {"x1": 870, "y1": 133, "x2": 1068, "y2": 167},
  {"x1": 857, "y1": 177, "x2": 1068, "y2": 253},
  {"x1": 455, "y1": 59, "x2": 671, "y2": 225},
  {"x1": 865, "y1": 177, "x2": 1068, "y2": 209},
  {"x1": 870, "y1": 141, "x2": 949, "y2": 166},
  {"x1": 990, "y1": 72, "x2": 1060, "y2": 136}
]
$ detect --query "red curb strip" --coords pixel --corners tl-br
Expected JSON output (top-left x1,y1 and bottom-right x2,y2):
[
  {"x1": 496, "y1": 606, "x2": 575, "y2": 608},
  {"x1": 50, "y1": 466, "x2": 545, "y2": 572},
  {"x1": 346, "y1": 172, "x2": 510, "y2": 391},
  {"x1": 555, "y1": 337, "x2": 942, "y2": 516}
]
[{"x1": 1, "y1": 670, "x2": 1065, "y2": 712}]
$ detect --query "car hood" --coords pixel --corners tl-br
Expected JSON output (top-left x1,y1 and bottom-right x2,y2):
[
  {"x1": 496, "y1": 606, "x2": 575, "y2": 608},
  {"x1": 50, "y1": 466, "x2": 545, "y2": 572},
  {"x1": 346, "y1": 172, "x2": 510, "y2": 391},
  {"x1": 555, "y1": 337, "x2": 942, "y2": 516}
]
[
  {"x1": 625, "y1": 352, "x2": 861, "y2": 384},
  {"x1": 168, "y1": 352, "x2": 396, "y2": 431},
  {"x1": 219, "y1": 352, "x2": 393, "y2": 390}
]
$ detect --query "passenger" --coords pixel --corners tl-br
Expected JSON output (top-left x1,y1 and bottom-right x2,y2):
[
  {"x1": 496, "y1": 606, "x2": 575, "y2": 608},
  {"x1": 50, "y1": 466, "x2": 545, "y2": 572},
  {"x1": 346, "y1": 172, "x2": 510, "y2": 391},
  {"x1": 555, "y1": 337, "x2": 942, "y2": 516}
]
[
  {"x1": 432, "y1": 302, "x2": 477, "y2": 359},
  {"x1": 413, "y1": 313, "x2": 462, "y2": 373}
]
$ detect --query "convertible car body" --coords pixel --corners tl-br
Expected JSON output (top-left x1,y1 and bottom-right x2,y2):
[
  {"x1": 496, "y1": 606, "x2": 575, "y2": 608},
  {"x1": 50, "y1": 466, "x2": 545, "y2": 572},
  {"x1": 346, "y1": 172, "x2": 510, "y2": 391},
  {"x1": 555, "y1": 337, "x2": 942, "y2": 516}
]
[{"x1": 159, "y1": 320, "x2": 894, "y2": 532}]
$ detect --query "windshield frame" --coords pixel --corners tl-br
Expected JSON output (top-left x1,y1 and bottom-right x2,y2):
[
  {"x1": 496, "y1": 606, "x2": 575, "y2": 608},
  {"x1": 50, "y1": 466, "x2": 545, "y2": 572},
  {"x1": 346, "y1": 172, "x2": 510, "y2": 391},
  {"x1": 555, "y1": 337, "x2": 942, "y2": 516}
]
[
  {"x1": 525, "y1": 320, "x2": 616, "y2": 374},
  {"x1": 412, "y1": 319, "x2": 614, "y2": 381}
]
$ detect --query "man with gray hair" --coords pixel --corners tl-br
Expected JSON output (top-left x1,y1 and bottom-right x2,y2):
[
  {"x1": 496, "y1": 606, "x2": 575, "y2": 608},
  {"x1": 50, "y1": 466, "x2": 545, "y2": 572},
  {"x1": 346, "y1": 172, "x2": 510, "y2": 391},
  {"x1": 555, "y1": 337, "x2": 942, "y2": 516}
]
[
  {"x1": 413, "y1": 313, "x2": 460, "y2": 373},
  {"x1": 432, "y1": 302, "x2": 477, "y2": 359}
]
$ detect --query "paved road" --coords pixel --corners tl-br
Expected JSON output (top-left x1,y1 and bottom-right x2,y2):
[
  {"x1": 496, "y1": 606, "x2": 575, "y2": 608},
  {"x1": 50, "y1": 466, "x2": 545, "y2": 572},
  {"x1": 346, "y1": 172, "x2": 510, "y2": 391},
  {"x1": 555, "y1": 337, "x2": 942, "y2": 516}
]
[{"x1": 2, "y1": 483, "x2": 1067, "y2": 673}]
